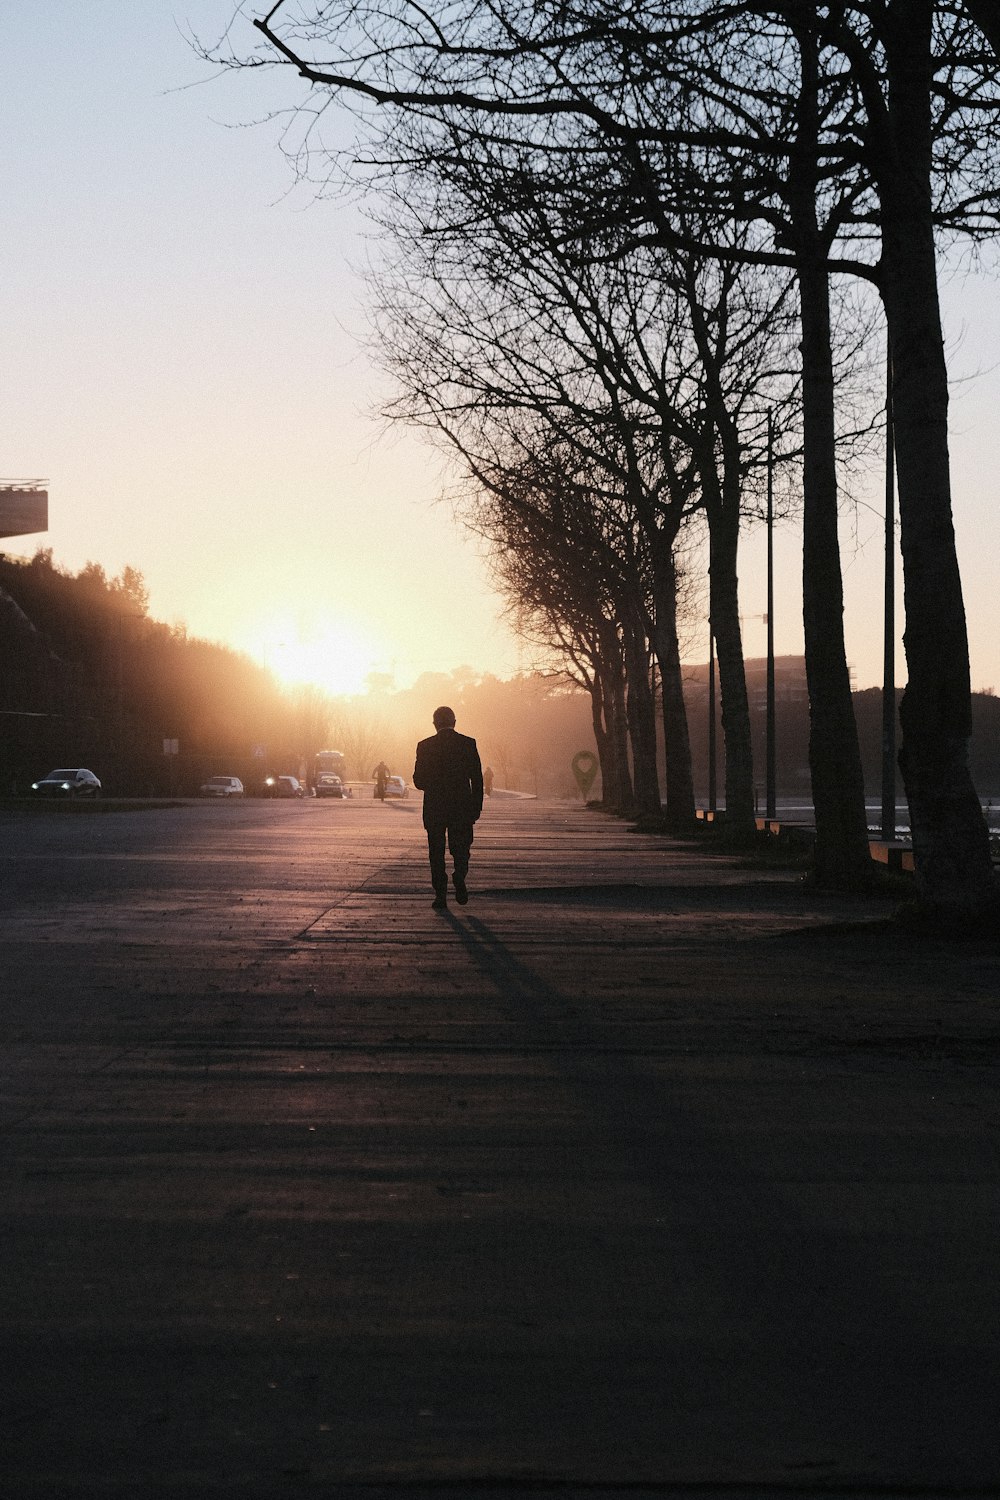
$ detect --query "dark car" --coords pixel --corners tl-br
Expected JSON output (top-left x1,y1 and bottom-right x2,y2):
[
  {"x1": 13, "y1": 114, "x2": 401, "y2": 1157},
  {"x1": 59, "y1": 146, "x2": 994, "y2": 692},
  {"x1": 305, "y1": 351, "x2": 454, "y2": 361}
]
[
  {"x1": 263, "y1": 774, "x2": 306, "y2": 799},
  {"x1": 31, "y1": 768, "x2": 102, "y2": 798},
  {"x1": 315, "y1": 773, "x2": 349, "y2": 799}
]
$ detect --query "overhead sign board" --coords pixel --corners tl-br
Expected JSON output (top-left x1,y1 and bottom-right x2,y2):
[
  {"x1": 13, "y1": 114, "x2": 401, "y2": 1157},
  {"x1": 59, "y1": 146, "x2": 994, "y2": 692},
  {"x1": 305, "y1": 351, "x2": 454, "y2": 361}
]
[{"x1": 0, "y1": 485, "x2": 48, "y2": 540}]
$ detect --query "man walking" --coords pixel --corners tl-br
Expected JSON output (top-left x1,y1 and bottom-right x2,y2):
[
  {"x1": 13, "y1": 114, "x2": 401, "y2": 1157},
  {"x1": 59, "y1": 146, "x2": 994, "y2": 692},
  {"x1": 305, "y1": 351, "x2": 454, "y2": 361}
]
[{"x1": 412, "y1": 705, "x2": 484, "y2": 910}]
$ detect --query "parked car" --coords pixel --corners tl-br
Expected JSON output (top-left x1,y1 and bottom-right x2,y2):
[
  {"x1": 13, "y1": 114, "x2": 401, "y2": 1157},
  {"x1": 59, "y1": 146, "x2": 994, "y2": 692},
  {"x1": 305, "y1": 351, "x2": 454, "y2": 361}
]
[
  {"x1": 383, "y1": 775, "x2": 409, "y2": 799},
  {"x1": 199, "y1": 775, "x2": 244, "y2": 798},
  {"x1": 315, "y1": 773, "x2": 350, "y2": 799},
  {"x1": 263, "y1": 774, "x2": 306, "y2": 799},
  {"x1": 31, "y1": 768, "x2": 102, "y2": 798}
]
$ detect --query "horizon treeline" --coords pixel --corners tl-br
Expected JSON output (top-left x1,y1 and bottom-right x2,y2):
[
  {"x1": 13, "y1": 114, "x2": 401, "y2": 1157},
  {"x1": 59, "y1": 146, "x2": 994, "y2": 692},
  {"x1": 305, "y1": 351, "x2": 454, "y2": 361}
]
[
  {"x1": 0, "y1": 548, "x2": 601, "y2": 797},
  {"x1": 3, "y1": 548, "x2": 997, "y2": 803}
]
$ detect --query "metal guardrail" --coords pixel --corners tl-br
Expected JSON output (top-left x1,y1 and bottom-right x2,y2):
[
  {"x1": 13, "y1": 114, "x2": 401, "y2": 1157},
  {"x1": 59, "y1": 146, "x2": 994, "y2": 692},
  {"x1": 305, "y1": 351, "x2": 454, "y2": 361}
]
[{"x1": 696, "y1": 807, "x2": 917, "y2": 872}]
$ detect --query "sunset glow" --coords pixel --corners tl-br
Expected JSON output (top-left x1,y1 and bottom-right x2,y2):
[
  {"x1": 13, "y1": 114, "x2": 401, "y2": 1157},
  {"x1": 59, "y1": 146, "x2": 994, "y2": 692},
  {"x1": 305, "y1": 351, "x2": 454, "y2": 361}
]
[
  {"x1": 254, "y1": 615, "x2": 391, "y2": 698},
  {"x1": 1, "y1": 10, "x2": 999, "y2": 702}
]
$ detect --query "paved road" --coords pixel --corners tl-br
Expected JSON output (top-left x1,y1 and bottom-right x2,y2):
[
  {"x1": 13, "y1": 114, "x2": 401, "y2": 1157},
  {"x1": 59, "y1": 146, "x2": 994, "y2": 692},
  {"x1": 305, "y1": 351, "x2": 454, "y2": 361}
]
[{"x1": 1, "y1": 795, "x2": 999, "y2": 1498}]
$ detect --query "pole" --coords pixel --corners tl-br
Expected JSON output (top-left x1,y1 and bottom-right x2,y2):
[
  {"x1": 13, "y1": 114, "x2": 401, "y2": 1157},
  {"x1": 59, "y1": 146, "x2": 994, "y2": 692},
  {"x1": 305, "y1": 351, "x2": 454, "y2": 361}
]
[
  {"x1": 766, "y1": 410, "x2": 776, "y2": 821},
  {"x1": 708, "y1": 620, "x2": 717, "y2": 815},
  {"x1": 881, "y1": 338, "x2": 896, "y2": 841}
]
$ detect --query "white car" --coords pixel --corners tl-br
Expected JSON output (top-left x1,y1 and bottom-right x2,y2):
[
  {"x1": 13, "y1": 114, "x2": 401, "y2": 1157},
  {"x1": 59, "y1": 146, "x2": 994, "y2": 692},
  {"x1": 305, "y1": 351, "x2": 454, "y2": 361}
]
[
  {"x1": 383, "y1": 775, "x2": 409, "y2": 799},
  {"x1": 31, "y1": 768, "x2": 102, "y2": 798},
  {"x1": 199, "y1": 775, "x2": 244, "y2": 798}
]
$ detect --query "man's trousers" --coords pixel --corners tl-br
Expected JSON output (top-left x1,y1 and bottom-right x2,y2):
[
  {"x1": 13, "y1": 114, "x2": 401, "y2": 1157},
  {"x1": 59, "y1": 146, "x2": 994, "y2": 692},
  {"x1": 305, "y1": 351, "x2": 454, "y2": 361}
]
[{"x1": 425, "y1": 817, "x2": 474, "y2": 894}]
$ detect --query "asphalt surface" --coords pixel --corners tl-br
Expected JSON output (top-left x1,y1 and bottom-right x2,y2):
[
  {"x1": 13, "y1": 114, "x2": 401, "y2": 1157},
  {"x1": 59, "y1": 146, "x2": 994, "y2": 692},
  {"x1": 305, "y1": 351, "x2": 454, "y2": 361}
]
[{"x1": 1, "y1": 793, "x2": 999, "y2": 1499}]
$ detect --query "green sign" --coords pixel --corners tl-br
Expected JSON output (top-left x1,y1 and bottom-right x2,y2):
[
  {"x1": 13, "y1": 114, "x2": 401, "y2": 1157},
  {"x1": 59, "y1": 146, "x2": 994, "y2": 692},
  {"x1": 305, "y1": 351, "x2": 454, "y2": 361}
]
[{"x1": 571, "y1": 750, "x2": 598, "y2": 799}]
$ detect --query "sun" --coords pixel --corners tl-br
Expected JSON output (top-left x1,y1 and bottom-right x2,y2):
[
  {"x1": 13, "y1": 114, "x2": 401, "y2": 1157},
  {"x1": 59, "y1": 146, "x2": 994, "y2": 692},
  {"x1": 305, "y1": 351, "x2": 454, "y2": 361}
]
[{"x1": 257, "y1": 615, "x2": 389, "y2": 698}]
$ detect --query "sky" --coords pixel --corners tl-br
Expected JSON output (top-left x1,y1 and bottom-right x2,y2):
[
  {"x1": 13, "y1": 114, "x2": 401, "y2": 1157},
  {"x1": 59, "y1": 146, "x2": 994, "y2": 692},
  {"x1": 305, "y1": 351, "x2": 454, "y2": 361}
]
[{"x1": 2, "y1": 3, "x2": 999, "y2": 696}]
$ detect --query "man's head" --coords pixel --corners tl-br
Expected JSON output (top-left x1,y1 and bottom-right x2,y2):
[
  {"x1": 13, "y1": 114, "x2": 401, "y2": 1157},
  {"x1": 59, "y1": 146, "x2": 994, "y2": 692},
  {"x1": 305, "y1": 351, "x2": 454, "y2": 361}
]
[{"x1": 432, "y1": 705, "x2": 457, "y2": 729}]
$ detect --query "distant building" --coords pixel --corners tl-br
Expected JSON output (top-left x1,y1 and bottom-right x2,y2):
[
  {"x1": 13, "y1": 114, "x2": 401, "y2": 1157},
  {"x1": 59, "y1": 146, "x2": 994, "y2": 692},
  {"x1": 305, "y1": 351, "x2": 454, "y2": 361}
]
[
  {"x1": 0, "y1": 481, "x2": 48, "y2": 541},
  {"x1": 683, "y1": 655, "x2": 817, "y2": 798}
]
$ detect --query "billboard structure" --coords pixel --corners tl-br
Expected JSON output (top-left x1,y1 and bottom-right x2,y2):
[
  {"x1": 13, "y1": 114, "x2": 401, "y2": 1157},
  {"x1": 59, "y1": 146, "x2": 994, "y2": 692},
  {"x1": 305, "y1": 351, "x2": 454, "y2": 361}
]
[{"x1": 0, "y1": 481, "x2": 48, "y2": 540}]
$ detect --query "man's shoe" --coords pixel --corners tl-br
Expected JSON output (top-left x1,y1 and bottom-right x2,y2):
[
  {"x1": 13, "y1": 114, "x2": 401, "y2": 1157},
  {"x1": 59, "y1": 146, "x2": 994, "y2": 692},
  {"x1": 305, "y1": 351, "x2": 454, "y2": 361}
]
[
  {"x1": 453, "y1": 875, "x2": 469, "y2": 905},
  {"x1": 432, "y1": 893, "x2": 447, "y2": 910}
]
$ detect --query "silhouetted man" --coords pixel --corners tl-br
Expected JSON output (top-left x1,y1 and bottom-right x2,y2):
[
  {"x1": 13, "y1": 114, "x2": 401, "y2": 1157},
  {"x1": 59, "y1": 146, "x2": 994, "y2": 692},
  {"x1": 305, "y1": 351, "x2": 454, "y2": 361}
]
[{"x1": 412, "y1": 705, "x2": 484, "y2": 909}]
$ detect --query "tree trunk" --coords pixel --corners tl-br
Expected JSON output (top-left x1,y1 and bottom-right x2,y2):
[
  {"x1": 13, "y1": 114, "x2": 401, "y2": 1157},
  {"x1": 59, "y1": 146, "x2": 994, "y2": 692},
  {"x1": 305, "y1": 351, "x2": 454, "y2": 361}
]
[
  {"x1": 788, "y1": 24, "x2": 872, "y2": 887},
  {"x1": 585, "y1": 668, "x2": 614, "y2": 806},
  {"x1": 796, "y1": 252, "x2": 873, "y2": 886},
  {"x1": 651, "y1": 544, "x2": 696, "y2": 833},
  {"x1": 623, "y1": 608, "x2": 662, "y2": 815},
  {"x1": 707, "y1": 500, "x2": 756, "y2": 838},
  {"x1": 598, "y1": 619, "x2": 634, "y2": 813},
  {"x1": 879, "y1": 3, "x2": 995, "y2": 912},
  {"x1": 684, "y1": 274, "x2": 755, "y2": 839}
]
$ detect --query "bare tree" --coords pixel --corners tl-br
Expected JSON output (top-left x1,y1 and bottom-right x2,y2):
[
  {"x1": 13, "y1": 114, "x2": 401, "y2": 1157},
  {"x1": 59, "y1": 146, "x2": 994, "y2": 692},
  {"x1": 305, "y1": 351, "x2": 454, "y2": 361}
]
[
  {"x1": 217, "y1": 1, "x2": 871, "y2": 877},
  {"x1": 365, "y1": 136, "x2": 805, "y2": 835},
  {"x1": 478, "y1": 444, "x2": 663, "y2": 814},
  {"x1": 223, "y1": 0, "x2": 999, "y2": 909},
  {"x1": 491, "y1": 546, "x2": 635, "y2": 809},
  {"x1": 289, "y1": 682, "x2": 334, "y2": 777}
]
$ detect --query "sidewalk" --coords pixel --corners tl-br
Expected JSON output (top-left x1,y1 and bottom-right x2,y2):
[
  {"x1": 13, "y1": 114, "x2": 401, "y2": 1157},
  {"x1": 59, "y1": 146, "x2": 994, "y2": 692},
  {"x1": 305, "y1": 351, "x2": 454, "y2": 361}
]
[{"x1": 1, "y1": 796, "x2": 999, "y2": 1497}]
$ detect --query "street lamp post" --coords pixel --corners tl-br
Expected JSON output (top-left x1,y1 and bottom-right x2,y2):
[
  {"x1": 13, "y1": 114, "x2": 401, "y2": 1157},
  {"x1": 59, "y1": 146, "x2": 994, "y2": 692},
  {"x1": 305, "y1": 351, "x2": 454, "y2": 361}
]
[
  {"x1": 881, "y1": 342, "x2": 897, "y2": 842},
  {"x1": 708, "y1": 620, "x2": 717, "y2": 815},
  {"x1": 765, "y1": 410, "x2": 776, "y2": 821}
]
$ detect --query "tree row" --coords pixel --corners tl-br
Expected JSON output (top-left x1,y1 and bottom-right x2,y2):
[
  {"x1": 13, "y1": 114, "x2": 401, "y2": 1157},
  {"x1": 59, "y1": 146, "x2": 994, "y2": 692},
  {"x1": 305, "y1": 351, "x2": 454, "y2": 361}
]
[{"x1": 216, "y1": 0, "x2": 1000, "y2": 914}]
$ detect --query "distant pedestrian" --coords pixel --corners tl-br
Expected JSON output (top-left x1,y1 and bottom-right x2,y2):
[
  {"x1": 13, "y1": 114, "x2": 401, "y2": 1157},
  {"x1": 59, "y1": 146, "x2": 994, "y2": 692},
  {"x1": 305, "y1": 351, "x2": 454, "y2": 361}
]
[
  {"x1": 483, "y1": 765, "x2": 494, "y2": 798},
  {"x1": 412, "y1": 706, "x2": 484, "y2": 910}
]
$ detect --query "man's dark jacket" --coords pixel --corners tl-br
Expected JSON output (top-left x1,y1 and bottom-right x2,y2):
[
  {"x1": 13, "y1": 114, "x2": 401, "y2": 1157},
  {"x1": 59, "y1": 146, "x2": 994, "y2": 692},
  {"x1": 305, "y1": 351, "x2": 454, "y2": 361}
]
[{"x1": 412, "y1": 727, "x2": 484, "y2": 829}]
